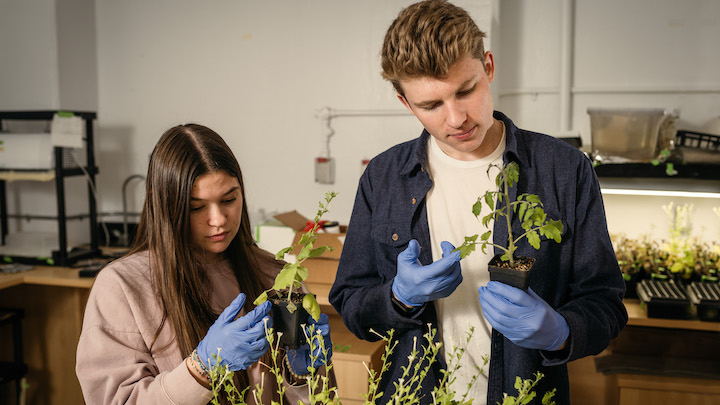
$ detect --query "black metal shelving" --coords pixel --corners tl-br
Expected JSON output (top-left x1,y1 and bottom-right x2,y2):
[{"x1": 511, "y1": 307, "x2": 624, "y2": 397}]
[
  {"x1": 0, "y1": 110, "x2": 100, "y2": 266},
  {"x1": 594, "y1": 162, "x2": 720, "y2": 180}
]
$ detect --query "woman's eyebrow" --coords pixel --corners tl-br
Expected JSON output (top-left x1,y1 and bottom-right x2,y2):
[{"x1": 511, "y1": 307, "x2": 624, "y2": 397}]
[{"x1": 191, "y1": 187, "x2": 241, "y2": 201}]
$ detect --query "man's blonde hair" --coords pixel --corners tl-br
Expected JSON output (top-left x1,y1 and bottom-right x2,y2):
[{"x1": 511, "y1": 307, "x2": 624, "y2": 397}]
[{"x1": 381, "y1": 0, "x2": 487, "y2": 95}]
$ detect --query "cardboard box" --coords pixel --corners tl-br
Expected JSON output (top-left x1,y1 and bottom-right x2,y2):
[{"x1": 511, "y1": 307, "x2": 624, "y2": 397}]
[
  {"x1": 272, "y1": 210, "x2": 346, "y2": 286},
  {"x1": 255, "y1": 220, "x2": 298, "y2": 256}
]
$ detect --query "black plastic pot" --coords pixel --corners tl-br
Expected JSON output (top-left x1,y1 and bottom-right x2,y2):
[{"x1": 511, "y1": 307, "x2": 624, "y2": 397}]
[
  {"x1": 269, "y1": 292, "x2": 308, "y2": 349},
  {"x1": 622, "y1": 271, "x2": 642, "y2": 299},
  {"x1": 488, "y1": 254, "x2": 535, "y2": 291}
]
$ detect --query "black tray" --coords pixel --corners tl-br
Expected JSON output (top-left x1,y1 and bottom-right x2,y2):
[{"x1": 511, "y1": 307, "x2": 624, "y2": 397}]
[
  {"x1": 636, "y1": 279, "x2": 693, "y2": 320},
  {"x1": 686, "y1": 281, "x2": 720, "y2": 322}
]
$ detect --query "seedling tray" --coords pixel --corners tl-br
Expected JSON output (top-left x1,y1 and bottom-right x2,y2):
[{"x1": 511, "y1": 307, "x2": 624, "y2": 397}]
[
  {"x1": 686, "y1": 281, "x2": 720, "y2": 322},
  {"x1": 675, "y1": 130, "x2": 720, "y2": 164},
  {"x1": 636, "y1": 279, "x2": 693, "y2": 320}
]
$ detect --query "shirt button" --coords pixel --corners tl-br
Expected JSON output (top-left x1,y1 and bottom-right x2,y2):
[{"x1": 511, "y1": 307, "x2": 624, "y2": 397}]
[
  {"x1": 411, "y1": 198, "x2": 417, "y2": 205},
  {"x1": 392, "y1": 233, "x2": 399, "y2": 241}
]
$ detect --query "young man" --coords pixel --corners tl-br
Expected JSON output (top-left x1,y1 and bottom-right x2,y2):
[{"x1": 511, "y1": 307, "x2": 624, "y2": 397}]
[{"x1": 328, "y1": 1, "x2": 627, "y2": 404}]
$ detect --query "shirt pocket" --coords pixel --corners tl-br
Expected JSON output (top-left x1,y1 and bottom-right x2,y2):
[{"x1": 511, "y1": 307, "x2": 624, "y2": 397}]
[
  {"x1": 370, "y1": 220, "x2": 412, "y2": 281},
  {"x1": 371, "y1": 219, "x2": 412, "y2": 248}
]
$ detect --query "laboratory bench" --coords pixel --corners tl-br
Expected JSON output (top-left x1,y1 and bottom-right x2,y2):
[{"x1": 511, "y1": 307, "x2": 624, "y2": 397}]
[
  {"x1": 2, "y1": 265, "x2": 719, "y2": 405},
  {"x1": 0, "y1": 264, "x2": 385, "y2": 405},
  {"x1": 0, "y1": 265, "x2": 91, "y2": 404},
  {"x1": 569, "y1": 299, "x2": 720, "y2": 405}
]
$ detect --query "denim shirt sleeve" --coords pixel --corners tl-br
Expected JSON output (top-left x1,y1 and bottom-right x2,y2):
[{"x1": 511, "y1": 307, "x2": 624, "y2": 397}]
[
  {"x1": 497, "y1": 112, "x2": 628, "y2": 365},
  {"x1": 328, "y1": 138, "x2": 435, "y2": 341},
  {"x1": 544, "y1": 154, "x2": 628, "y2": 364}
]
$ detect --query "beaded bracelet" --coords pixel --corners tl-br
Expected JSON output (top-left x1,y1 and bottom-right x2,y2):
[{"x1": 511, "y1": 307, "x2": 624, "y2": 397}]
[
  {"x1": 190, "y1": 349, "x2": 211, "y2": 380},
  {"x1": 284, "y1": 355, "x2": 310, "y2": 381},
  {"x1": 188, "y1": 357, "x2": 210, "y2": 381}
]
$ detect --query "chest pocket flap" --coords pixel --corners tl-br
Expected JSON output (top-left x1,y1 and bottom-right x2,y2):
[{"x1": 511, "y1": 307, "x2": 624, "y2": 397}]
[{"x1": 371, "y1": 220, "x2": 412, "y2": 248}]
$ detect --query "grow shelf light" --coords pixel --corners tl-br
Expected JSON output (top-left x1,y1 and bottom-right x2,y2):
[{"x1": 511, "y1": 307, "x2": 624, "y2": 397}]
[{"x1": 601, "y1": 189, "x2": 720, "y2": 199}]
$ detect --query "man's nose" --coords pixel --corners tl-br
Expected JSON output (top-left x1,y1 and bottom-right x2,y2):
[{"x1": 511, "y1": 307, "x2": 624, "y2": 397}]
[{"x1": 446, "y1": 101, "x2": 467, "y2": 128}]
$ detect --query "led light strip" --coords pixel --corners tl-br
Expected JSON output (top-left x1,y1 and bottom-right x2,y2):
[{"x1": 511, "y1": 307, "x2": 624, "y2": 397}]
[{"x1": 601, "y1": 188, "x2": 720, "y2": 199}]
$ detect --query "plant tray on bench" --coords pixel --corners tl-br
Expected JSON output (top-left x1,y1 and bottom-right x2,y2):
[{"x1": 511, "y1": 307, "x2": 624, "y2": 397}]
[
  {"x1": 636, "y1": 279, "x2": 693, "y2": 320},
  {"x1": 686, "y1": 281, "x2": 720, "y2": 322}
]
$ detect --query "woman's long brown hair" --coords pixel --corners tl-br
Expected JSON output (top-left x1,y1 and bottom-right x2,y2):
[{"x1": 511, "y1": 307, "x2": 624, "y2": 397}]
[{"x1": 130, "y1": 124, "x2": 273, "y2": 362}]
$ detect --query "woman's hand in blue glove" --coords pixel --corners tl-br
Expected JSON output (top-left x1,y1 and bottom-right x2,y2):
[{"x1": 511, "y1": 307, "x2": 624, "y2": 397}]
[
  {"x1": 196, "y1": 293, "x2": 272, "y2": 371},
  {"x1": 287, "y1": 313, "x2": 332, "y2": 376},
  {"x1": 391, "y1": 239, "x2": 462, "y2": 307},
  {"x1": 478, "y1": 281, "x2": 569, "y2": 351}
]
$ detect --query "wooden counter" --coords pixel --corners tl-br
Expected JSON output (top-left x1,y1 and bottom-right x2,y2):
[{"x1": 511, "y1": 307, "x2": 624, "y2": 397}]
[
  {"x1": 624, "y1": 299, "x2": 720, "y2": 332},
  {"x1": 0, "y1": 266, "x2": 93, "y2": 405},
  {"x1": 2, "y1": 266, "x2": 95, "y2": 289},
  {"x1": 1, "y1": 266, "x2": 385, "y2": 405},
  {"x1": 4, "y1": 264, "x2": 719, "y2": 405},
  {"x1": 569, "y1": 299, "x2": 720, "y2": 405}
]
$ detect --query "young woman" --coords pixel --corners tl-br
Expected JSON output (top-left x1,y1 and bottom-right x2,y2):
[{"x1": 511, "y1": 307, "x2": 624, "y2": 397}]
[{"x1": 76, "y1": 124, "x2": 331, "y2": 404}]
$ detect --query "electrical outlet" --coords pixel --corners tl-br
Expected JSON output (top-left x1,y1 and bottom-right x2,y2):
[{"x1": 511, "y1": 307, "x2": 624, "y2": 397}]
[{"x1": 315, "y1": 157, "x2": 335, "y2": 184}]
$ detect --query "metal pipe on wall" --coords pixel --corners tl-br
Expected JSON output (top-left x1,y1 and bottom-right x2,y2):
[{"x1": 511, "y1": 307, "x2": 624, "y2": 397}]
[
  {"x1": 559, "y1": 0, "x2": 574, "y2": 133},
  {"x1": 315, "y1": 107, "x2": 411, "y2": 158}
]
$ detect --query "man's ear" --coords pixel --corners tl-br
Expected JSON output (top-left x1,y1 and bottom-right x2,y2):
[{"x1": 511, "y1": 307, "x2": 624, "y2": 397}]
[
  {"x1": 397, "y1": 93, "x2": 415, "y2": 115},
  {"x1": 484, "y1": 51, "x2": 496, "y2": 83}
]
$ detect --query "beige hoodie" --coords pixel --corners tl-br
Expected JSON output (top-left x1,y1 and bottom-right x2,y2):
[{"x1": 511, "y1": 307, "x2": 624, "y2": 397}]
[{"x1": 76, "y1": 250, "x2": 315, "y2": 405}]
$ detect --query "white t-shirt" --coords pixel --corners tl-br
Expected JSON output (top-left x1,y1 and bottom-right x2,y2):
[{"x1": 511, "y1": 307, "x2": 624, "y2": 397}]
[{"x1": 426, "y1": 130, "x2": 506, "y2": 404}]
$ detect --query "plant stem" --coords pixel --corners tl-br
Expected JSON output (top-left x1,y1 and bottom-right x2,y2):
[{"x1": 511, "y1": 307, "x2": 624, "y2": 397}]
[{"x1": 502, "y1": 172, "x2": 515, "y2": 267}]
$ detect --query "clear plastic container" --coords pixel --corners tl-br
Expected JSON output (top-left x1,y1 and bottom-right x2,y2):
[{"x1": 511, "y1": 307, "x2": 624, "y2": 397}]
[{"x1": 588, "y1": 108, "x2": 677, "y2": 163}]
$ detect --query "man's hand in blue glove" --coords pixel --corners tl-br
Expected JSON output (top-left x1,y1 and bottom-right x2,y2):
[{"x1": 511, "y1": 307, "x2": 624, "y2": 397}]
[
  {"x1": 478, "y1": 281, "x2": 569, "y2": 351},
  {"x1": 391, "y1": 239, "x2": 463, "y2": 307},
  {"x1": 287, "y1": 313, "x2": 332, "y2": 376},
  {"x1": 196, "y1": 293, "x2": 272, "y2": 371}
]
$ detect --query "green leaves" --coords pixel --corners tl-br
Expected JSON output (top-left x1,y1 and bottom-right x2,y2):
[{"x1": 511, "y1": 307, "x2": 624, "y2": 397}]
[
  {"x1": 500, "y1": 372, "x2": 555, "y2": 405},
  {"x1": 457, "y1": 162, "x2": 563, "y2": 267},
  {"x1": 272, "y1": 263, "x2": 303, "y2": 291},
  {"x1": 540, "y1": 219, "x2": 563, "y2": 243},
  {"x1": 454, "y1": 235, "x2": 478, "y2": 259},
  {"x1": 527, "y1": 231, "x2": 541, "y2": 250},
  {"x1": 259, "y1": 192, "x2": 337, "y2": 317},
  {"x1": 274, "y1": 246, "x2": 294, "y2": 261},
  {"x1": 253, "y1": 291, "x2": 268, "y2": 306},
  {"x1": 472, "y1": 198, "x2": 484, "y2": 217},
  {"x1": 302, "y1": 293, "x2": 321, "y2": 321}
]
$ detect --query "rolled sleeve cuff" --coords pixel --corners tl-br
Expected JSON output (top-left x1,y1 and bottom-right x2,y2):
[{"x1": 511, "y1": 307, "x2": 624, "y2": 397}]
[{"x1": 159, "y1": 362, "x2": 213, "y2": 405}]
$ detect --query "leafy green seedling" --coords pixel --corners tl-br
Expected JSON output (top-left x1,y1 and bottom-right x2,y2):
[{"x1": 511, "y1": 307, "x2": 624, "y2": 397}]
[
  {"x1": 254, "y1": 191, "x2": 337, "y2": 321},
  {"x1": 455, "y1": 162, "x2": 563, "y2": 268}
]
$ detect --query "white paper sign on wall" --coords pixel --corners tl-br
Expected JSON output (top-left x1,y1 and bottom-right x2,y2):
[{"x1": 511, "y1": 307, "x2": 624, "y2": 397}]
[{"x1": 51, "y1": 113, "x2": 84, "y2": 149}]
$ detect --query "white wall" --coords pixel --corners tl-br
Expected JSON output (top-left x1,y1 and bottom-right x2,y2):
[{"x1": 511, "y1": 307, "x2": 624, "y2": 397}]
[
  {"x1": 0, "y1": 0, "x2": 60, "y2": 109},
  {"x1": 91, "y1": 0, "x2": 491, "y2": 227},
  {"x1": 1, "y1": 0, "x2": 719, "y2": 248},
  {"x1": 495, "y1": 0, "x2": 720, "y2": 242}
]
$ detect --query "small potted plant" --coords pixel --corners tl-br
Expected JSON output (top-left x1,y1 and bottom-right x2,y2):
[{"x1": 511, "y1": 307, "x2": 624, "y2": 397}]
[
  {"x1": 254, "y1": 191, "x2": 337, "y2": 348},
  {"x1": 455, "y1": 162, "x2": 563, "y2": 290},
  {"x1": 613, "y1": 234, "x2": 655, "y2": 298}
]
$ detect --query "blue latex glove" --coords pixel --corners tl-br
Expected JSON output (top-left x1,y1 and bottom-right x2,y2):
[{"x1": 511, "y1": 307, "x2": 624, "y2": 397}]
[
  {"x1": 196, "y1": 293, "x2": 272, "y2": 371},
  {"x1": 391, "y1": 239, "x2": 462, "y2": 307},
  {"x1": 478, "y1": 281, "x2": 569, "y2": 351},
  {"x1": 287, "y1": 313, "x2": 333, "y2": 375}
]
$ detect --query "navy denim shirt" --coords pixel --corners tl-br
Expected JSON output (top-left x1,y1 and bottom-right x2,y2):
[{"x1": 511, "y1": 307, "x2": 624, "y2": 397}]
[{"x1": 329, "y1": 111, "x2": 627, "y2": 404}]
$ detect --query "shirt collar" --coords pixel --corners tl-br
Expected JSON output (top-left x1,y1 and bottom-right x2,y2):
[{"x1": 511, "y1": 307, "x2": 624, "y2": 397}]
[
  {"x1": 399, "y1": 129, "x2": 431, "y2": 175},
  {"x1": 400, "y1": 110, "x2": 529, "y2": 175}
]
